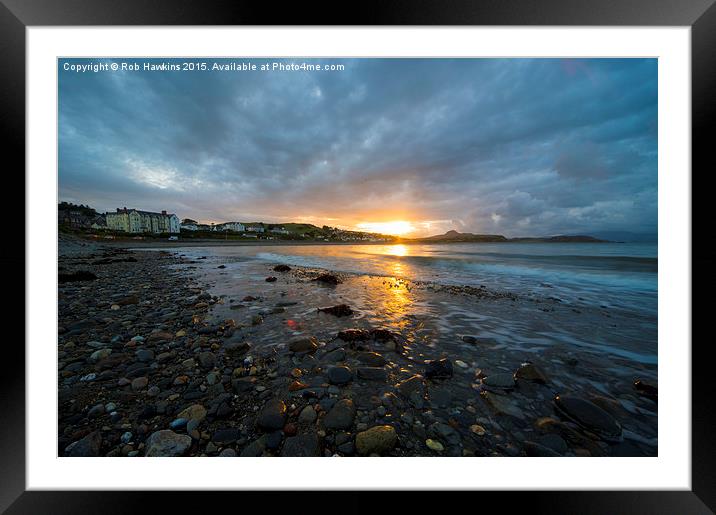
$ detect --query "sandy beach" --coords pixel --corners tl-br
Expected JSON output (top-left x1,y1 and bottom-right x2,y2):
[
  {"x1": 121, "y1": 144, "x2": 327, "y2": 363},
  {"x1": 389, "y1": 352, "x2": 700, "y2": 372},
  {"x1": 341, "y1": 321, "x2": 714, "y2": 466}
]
[{"x1": 58, "y1": 237, "x2": 657, "y2": 457}]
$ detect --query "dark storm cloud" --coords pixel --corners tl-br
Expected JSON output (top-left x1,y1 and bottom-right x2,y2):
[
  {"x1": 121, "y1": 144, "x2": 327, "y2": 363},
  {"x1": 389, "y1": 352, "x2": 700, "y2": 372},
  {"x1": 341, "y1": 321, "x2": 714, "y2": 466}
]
[{"x1": 59, "y1": 57, "x2": 657, "y2": 237}]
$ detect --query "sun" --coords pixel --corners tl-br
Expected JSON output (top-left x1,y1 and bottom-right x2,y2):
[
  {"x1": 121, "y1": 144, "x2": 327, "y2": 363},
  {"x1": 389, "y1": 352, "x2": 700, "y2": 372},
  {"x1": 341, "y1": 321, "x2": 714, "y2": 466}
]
[{"x1": 356, "y1": 221, "x2": 414, "y2": 236}]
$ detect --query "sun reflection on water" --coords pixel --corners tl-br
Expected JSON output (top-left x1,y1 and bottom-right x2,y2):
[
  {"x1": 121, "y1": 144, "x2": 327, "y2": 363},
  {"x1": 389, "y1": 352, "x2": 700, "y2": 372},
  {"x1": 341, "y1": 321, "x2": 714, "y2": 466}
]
[{"x1": 384, "y1": 244, "x2": 408, "y2": 257}]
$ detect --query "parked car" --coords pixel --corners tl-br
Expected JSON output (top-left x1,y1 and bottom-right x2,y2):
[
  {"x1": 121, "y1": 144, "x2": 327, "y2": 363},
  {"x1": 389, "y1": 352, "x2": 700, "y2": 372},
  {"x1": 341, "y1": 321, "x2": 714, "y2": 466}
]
[{"x1": 168, "y1": 235, "x2": 179, "y2": 241}]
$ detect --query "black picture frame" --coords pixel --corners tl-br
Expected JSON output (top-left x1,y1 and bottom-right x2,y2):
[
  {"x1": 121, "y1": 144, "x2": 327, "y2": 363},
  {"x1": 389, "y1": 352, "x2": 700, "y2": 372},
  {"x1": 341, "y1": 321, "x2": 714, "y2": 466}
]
[{"x1": 1, "y1": 1, "x2": 712, "y2": 513}]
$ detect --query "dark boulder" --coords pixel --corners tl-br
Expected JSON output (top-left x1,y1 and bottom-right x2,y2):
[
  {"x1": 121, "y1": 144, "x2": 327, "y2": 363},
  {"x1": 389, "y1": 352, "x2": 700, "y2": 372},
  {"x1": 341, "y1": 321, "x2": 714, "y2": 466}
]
[
  {"x1": 313, "y1": 273, "x2": 341, "y2": 285},
  {"x1": 424, "y1": 358, "x2": 453, "y2": 379},
  {"x1": 58, "y1": 270, "x2": 97, "y2": 283},
  {"x1": 257, "y1": 399, "x2": 287, "y2": 431},
  {"x1": 317, "y1": 304, "x2": 354, "y2": 317},
  {"x1": 553, "y1": 394, "x2": 623, "y2": 442}
]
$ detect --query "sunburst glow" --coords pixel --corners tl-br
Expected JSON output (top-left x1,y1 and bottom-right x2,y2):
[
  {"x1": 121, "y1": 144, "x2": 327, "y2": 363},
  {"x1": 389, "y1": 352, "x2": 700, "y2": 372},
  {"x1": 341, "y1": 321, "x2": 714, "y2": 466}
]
[{"x1": 356, "y1": 221, "x2": 414, "y2": 236}]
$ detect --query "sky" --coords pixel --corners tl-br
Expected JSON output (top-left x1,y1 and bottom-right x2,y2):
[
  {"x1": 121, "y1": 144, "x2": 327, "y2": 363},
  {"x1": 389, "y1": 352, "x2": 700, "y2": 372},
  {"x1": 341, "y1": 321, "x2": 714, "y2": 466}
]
[{"x1": 58, "y1": 58, "x2": 657, "y2": 238}]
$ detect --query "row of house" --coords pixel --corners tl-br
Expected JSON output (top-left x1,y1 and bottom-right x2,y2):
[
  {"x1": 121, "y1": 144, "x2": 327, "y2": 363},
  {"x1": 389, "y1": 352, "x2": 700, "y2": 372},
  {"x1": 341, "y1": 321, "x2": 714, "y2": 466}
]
[
  {"x1": 58, "y1": 202, "x2": 107, "y2": 230},
  {"x1": 105, "y1": 208, "x2": 180, "y2": 234},
  {"x1": 63, "y1": 203, "x2": 306, "y2": 238},
  {"x1": 180, "y1": 220, "x2": 290, "y2": 235}
]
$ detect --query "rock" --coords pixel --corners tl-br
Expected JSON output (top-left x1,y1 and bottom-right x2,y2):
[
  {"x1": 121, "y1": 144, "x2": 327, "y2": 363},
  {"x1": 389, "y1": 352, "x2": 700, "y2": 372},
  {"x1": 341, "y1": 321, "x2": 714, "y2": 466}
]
[
  {"x1": 264, "y1": 430, "x2": 282, "y2": 450},
  {"x1": 536, "y1": 433, "x2": 569, "y2": 454},
  {"x1": 470, "y1": 424, "x2": 486, "y2": 436},
  {"x1": 327, "y1": 366, "x2": 353, "y2": 385},
  {"x1": 240, "y1": 436, "x2": 267, "y2": 457},
  {"x1": 336, "y1": 329, "x2": 371, "y2": 342},
  {"x1": 131, "y1": 377, "x2": 148, "y2": 391},
  {"x1": 288, "y1": 337, "x2": 318, "y2": 353},
  {"x1": 317, "y1": 304, "x2": 353, "y2": 317},
  {"x1": 265, "y1": 276, "x2": 277, "y2": 282},
  {"x1": 482, "y1": 373, "x2": 515, "y2": 390},
  {"x1": 135, "y1": 349, "x2": 154, "y2": 363},
  {"x1": 186, "y1": 419, "x2": 200, "y2": 435},
  {"x1": 396, "y1": 375, "x2": 426, "y2": 408},
  {"x1": 322, "y1": 349, "x2": 346, "y2": 362},
  {"x1": 223, "y1": 338, "x2": 251, "y2": 357},
  {"x1": 480, "y1": 391, "x2": 523, "y2": 418},
  {"x1": 357, "y1": 352, "x2": 387, "y2": 367},
  {"x1": 148, "y1": 331, "x2": 174, "y2": 343},
  {"x1": 313, "y1": 273, "x2": 341, "y2": 285},
  {"x1": 357, "y1": 367, "x2": 387, "y2": 381},
  {"x1": 288, "y1": 380, "x2": 308, "y2": 392},
  {"x1": 66, "y1": 431, "x2": 102, "y2": 457},
  {"x1": 553, "y1": 394, "x2": 623, "y2": 442},
  {"x1": 355, "y1": 425, "x2": 397, "y2": 456},
  {"x1": 525, "y1": 441, "x2": 562, "y2": 457},
  {"x1": 370, "y1": 329, "x2": 397, "y2": 342},
  {"x1": 273, "y1": 264, "x2": 291, "y2": 272},
  {"x1": 117, "y1": 295, "x2": 139, "y2": 306},
  {"x1": 257, "y1": 398, "x2": 287, "y2": 431},
  {"x1": 217, "y1": 265, "x2": 226, "y2": 269},
  {"x1": 170, "y1": 418, "x2": 188, "y2": 430},
  {"x1": 251, "y1": 315, "x2": 263, "y2": 325},
  {"x1": 178, "y1": 404, "x2": 207, "y2": 422},
  {"x1": 281, "y1": 433, "x2": 320, "y2": 456},
  {"x1": 424, "y1": 358, "x2": 453, "y2": 379},
  {"x1": 198, "y1": 351, "x2": 216, "y2": 370},
  {"x1": 58, "y1": 270, "x2": 97, "y2": 283},
  {"x1": 144, "y1": 430, "x2": 192, "y2": 457},
  {"x1": 137, "y1": 405, "x2": 157, "y2": 420},
  {"x1": 462, "y1": 335, "x2": 477, "y2": 344},
  {"x1": 428, "y1": 422, "x2": 462, "y2": 449},
  {"x1": 515, "y1": 362, "x2": 548, "y2": 384},
  {"x1": 426, "y1": 439, "x2": 444, "y2": 452},
  {"x1": 633, "y1": 379, "x2": 657, "y2": 399},
  {"x1": 298, "y1": 405, "x2": 318, "y2": 424},
  {"x1": 219, "y1": 448, "x2": 236, "y2": 457},
  {"x1": 212, "y1": 428, "x2": 242, "y2": 445},
  {"x1": 455, "y1": 360, "x2": 469, "y2": 369},
  {"x1": 87, "y1": 404, "x2": 105, "y2": 418},
  {"x1": 89, "y1": 348, "x2": 112, "y2": 362},
  {"x1": 323, "y1": 399, "x2": 356, "y2": 430}
]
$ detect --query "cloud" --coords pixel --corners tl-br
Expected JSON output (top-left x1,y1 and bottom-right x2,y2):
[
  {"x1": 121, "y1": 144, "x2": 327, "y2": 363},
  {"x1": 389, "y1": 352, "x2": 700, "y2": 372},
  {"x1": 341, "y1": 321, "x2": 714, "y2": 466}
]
[{"x1": 58, "y1": 58, "x2": 657, "y2": 237}]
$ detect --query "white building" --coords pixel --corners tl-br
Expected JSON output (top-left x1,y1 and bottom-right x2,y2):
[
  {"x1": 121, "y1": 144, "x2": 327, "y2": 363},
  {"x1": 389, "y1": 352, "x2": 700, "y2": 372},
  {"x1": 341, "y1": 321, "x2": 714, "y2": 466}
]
[
  {"x1": 213, "y1": 222, "x2": 246, "y2": 232},
  {"x1": 245, "y1": 224, "x2": 265, "y2": 233},
  {"x1": 270, "y1": 226, "x2": 289, "y2": 235},
  {"x1": 106, "y1": 208, "x2": 180, "y2": 234},
  {"x1": 181, "y1": 218, "x2": 199, "y2": 231}
]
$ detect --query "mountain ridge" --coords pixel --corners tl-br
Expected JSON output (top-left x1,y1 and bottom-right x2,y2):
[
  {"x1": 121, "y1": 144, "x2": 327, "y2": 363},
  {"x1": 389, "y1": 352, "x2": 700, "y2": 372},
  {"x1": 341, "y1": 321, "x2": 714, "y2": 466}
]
[{"x1": 406, "y1": 230, "x2": 609, "y2": 243}]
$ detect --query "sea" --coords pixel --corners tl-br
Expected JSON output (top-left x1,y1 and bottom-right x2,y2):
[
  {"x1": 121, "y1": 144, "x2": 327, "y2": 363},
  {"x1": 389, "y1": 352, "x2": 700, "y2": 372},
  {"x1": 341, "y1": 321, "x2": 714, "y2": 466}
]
[{"x1": 180, "y1": 242, "x2": 657, "y2": 316}]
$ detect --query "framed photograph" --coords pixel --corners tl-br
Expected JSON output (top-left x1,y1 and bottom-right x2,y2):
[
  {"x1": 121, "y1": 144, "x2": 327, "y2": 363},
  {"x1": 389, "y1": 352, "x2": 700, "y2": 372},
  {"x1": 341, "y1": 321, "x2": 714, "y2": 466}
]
[{"x1": 2, "y1": 0, "x2": 712, "y2": 512}]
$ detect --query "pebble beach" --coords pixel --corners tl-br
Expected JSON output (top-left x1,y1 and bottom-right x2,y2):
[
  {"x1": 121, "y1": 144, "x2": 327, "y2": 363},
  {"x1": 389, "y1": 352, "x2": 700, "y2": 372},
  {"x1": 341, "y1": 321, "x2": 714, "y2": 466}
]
[{"x1": 58, "y1": 236, "x2": 658, "y2": 458}]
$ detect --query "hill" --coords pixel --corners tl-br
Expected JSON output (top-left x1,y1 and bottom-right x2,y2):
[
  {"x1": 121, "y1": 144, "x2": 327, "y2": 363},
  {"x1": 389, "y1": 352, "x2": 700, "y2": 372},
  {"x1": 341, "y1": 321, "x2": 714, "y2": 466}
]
[
  {"x1": 416, "y1": 230, "x2": 508, "y2": 243},
  {"x1": 408, "y1": 230, "x2": 608, "y2": 243}
]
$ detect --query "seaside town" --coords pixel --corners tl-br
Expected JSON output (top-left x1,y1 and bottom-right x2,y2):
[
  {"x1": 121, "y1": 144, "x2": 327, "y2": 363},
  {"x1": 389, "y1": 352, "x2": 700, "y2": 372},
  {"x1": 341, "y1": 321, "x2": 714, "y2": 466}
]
[{"x1": 59, "y1": 201, "x2": 397, "y2": 243}]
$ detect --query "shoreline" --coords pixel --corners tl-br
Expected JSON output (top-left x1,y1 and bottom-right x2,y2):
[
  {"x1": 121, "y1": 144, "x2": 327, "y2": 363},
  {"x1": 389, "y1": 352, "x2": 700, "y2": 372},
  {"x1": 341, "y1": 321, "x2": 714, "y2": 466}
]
[
  {"x1": 58, "y1": 242, "x2": 658, "y2": 458},
  {"x1": 67, "y1": 234, "x2": 639, "y2": 249}
]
